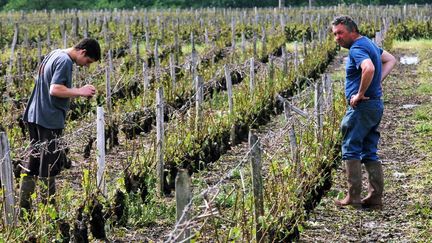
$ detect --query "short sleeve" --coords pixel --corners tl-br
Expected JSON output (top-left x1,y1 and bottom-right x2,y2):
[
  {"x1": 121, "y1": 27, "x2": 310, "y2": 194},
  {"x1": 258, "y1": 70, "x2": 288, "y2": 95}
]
[
  {"x1": 51, "y1": 57, "x2": 72, "y2": 86},
  {"x1": 350, "y1": 46, "x2": 370, "y2": 70}
]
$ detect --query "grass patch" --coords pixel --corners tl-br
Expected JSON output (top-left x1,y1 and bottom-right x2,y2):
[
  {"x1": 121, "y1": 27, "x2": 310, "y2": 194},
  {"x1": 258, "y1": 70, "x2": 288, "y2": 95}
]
[
  {"x1": 405, "y1": 104, "x2": 432, "y2": 241},
  {"x1": 413, "y1": 105, "x2": 432, "y2": 121},
  {"x1": 416, "y1": 50, "x2": 432, "y2": 96},
  {"x1": 392, "y1": 39, "x2": 432, "y2": 50}
]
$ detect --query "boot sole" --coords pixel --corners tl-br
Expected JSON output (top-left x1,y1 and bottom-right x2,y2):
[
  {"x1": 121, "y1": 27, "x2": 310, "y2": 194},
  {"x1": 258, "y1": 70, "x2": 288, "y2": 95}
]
[
  {"x1": 335, "y1": 200, "x2": 362, "y2": 209},
  {"x1": 361, "y1": 204, "x2": 383, "y2": 210}
]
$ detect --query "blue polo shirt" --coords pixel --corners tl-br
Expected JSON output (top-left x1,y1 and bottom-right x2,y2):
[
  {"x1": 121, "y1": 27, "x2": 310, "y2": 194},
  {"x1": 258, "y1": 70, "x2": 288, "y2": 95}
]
[{"x1": 345, "y1": 36, "x2": 383, "y2": 101}]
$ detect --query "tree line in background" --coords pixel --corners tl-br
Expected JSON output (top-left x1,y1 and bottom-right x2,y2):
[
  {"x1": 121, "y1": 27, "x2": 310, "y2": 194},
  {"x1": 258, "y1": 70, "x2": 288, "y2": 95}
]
[{"x1": 0, "y1": 0, "x2": 428, "y2": 11}]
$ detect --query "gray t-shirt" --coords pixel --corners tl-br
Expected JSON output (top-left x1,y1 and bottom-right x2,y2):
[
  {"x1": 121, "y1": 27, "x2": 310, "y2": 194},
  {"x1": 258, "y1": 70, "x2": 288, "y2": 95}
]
[{"x1": 24, "y1": 49, "x2": 73, "y2": 129}]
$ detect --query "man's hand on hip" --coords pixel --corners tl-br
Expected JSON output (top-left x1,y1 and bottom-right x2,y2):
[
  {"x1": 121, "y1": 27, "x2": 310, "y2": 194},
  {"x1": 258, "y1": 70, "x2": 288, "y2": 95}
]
[{"x1": 350, "y1": 93, "x2": 369, "y2": 108}]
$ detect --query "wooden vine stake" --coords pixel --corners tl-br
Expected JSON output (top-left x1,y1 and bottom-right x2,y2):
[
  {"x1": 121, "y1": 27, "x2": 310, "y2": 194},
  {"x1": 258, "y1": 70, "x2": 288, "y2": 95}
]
[
  {"x1": 105, "y1": 66, "x2": 114, "y2": 150},
  {"x1": 204, "y1": 28, "x2": 209, "y2": 45},
  {"x1": 195, "y1": 75, "x2": 203, "y2": 136},
  {"x1": 135, "y1": 39, "x2": 140, "y2": 75},
  {"x1": 269, "y1": 55, "x2": 274, "y2": 80},
  {"x1": 224, "y1": 65, "x2": 236, "y2": 144},
  {"x1": 231, "y1": 17, "x2": 236, "y2": 52},
  {"x1": 142, "y1": 61, "x2": 149, "y2": 96},
  {"x1": 224, "y1": 65, "x2": 234, "y2": 115},
  {"x1": 241, "y1": 31, "x2": 246, "y2": 60},
  {"x1": 249, "y1": 57, "x2": 255, "y2": 95},
  {"x1": 323, "y1": 73, "x2": 333, "y2": 112},
  {"x1": 253, "y1": 30, "x2": 257, "y2": 58},
  {"x1": 154, "y1": 41, "x2": 161, "y2": 83},
  {"x1": 0, "y1": 132, "x2": 15, "y2": 226},
  {"x1": 294, "y1": 41, "x2": 300, "y2": 94},
  {"x1": 190, "y1": 32, "x2": 197, "y2": 83},
  {"x1": 175, "y1": 169, "x2": 192, "y2": 242},
  {"x1": 156, "y1": 87, "x2": 165, "y2": 197},
  {"x1": 314, "y1": 79, "x2": 323, "y2": 142},
  {"x1": 37, "y1": 35, "x2": 42, "y2": 64},
  {"x1": 303, "y1": 35, "x2": 308, "y2": 56},
  {"x1": 249, "y1": 131, "x2": 264, "y2": 242},
  {"x1": 46, "y1": 25, "x2": 51, "y2": 46},
  {"x1": 283, "y1": 101, "x2": 300, "y2": 176},
  {"x1": 278, "y1": 0, "x2": 285, "y2": 8},
  {"x1": 169, "y1": 53, "x2": 176, "y2": 88},
  {"x1": 282, "y1": 46, "x2": 288, "y2": 76},
  {"x1": 96, "y1": 107, "x2": 106, "y2": 195},
  {"x1": 375, "y1": 31, "x2": 383, "y2": 47},
  {"x1": 261, "y1": 26, "x2": 267, "y2": 59},
  {"x1": 7, "y1": 23, "x2": 19, "y2": 87}
]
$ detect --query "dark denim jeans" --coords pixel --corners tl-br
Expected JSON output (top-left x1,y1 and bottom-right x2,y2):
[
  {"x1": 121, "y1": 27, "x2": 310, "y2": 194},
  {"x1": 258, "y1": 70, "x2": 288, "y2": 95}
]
[
  {"x1": 26, "y1": 123, "x2": 63, "y2": 177},
  {"x1": 341, "y1": 99, "x2": 384, "y2": 161}
]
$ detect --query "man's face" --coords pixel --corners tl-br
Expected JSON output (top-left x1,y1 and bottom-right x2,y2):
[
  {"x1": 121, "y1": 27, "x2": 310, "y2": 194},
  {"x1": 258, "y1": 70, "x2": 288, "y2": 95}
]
[
  {"x1": 76, "y1": 50, "x2": 96, "y2": 67},
  {"x1": 332, "y1": 24, "x2": 355, "y2": 49}
]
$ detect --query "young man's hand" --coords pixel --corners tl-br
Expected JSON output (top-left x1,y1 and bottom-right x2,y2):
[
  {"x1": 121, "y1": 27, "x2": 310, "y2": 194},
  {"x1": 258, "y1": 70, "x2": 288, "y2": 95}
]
[{"x1": 79, "y1": 84, "x2": 96, "y2": 97}]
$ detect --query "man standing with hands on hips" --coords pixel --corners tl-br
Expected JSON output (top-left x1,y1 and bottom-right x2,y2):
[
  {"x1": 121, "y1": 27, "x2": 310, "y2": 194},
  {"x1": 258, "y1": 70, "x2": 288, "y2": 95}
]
[
  {"x1": 331, "y1": 16, "x2": 396, "y2": 209},
  {"x1": 19, "y1": 38, "x2": 101, "y2": 215}
]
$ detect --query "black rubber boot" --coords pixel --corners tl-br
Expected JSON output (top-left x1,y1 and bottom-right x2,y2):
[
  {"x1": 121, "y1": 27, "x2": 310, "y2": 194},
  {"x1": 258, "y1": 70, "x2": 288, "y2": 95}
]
[
  {"x1": 362, "y1": 161, "x2": 384, "y2": 209},
  {"x1": 19, "y1": 175, "x2": 37, "y2": 217},
  {"x1": 40, "y1": 176, "x2": 56, "y2": 205},
  {"x1": 335, "y1": 160, "x2": 362, "y2": 208}
]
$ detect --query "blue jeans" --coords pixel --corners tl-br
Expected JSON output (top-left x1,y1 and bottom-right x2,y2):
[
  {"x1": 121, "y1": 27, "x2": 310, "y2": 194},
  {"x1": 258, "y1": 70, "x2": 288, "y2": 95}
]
[{"x1": 341, "y1": 99, "x2": 384, "y2": 162}]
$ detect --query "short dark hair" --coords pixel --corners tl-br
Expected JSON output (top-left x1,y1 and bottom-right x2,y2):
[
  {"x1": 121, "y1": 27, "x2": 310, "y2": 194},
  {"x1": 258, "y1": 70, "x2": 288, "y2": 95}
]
[
  {"x1": 331, "y1": 15, "x2": 359, "y2": 33},
  {"x1": 74, "y1": 38, "x2": 101, "y2": 61}
]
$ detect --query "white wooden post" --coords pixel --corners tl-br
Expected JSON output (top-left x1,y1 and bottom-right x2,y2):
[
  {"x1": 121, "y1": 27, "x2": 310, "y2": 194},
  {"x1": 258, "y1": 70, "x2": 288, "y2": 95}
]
[
  {"x1": 282, "y1": 46, "x2": 288, "y2": 76},
  {"x1": 283, "y1": 102, "x2": 300, "y2": 175},
  {"x1": 314, "y1": 80, "x2": 323, "y2": 141},
  {"x1": 105, "y1": 65, "x2": 114, "y2": 150},
  {"x1": 195, "y1": 76, "x2": 203, "y2": 135},
  {"x1": 7, "y1": 23, "x2": 19, "y2": 87},
  {"x1": 175, "y1": 169, "x2": 192, "y2": 242},
  {"x1": 261, "y1": 26, "x2": 267, "y2": 58},
  {"x1": 156, "y1": 87, "x2": 165, "y2": 197},
  {"x1": 190, "y1": 32, "x2": 197, "y2": 83},
  {"x1": 231, "y1": 17, "x2": 236, "y2": 52},
  {"x1": 108, "y1": 49, "x2": 114, "y2": 82},
  {"x1": 249, "y1": 131, "x2": 264, "y2": 242},
  {"x1": 204, "y1": 28, "x2": 209, "y2": 46},
  {"x1": 140, "y1": 63, "x2": 148, "y2": 95},
  {"x1": 323, "y1": 74, "x2": 333, "y2": 111},
  {"x1": 135, "y1": 39, "x2": 140, "y2": 74},
  {"x1": 47, "y1": 25, "x2": 51, "y2": 46},
  {"x1": 224, "y1": 65, "x2": 234, "y2": 115},
  {"x1": 279, "y1": 0, "x2": 285, "y2": 9},
  {"x1": 241, "y1": 31, "x2": 246, "y2": 60},
  {"x1": 269, "y1": 55, "x2": 274, "y2": 80},
  {"x1": 170, "y1": 53, "x2": 176, "y2": 88},
  {"x1": 154, "y1": 41, "x2": 161, "y2": 83},
  {"x1": 294, "y1": 41, "x2": 299, "y2": 73},
  {"x1": 253, "y1": 30, "x2": 257, "y2": 58},
  {"x1": 0, "y1": 132, "x2": 15, "y2": 226},
  {"x1": 96, "y1": 107, "x2": 106, "y2": 195},
  {"x1": 250, "y1": 57, "x2": 255, "y2": 95},
  {"x1": 37, "y1": 35, "x2": 42, "y2": 64},
  {"x1": 225, "y1": 65, "x2": 235, "y2": 144}
]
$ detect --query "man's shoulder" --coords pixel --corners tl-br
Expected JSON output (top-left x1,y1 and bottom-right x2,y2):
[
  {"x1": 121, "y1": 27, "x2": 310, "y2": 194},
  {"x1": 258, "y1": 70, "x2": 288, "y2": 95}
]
[
  {"x1": 50, "y1": 49, "x2": 73, "y2": 65},
  {"x1": 350, "y1": 37, "x2": 374, "y2": 54}
]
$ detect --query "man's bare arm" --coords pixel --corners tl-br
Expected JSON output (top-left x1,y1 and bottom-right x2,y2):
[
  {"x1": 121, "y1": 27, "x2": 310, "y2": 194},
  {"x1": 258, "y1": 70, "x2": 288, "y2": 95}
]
[
  {"x1": 50, "y1": 84, "x2": 96, "y2": 98},
  {"x1": 381, "y1": 50, "x2": 397, "y2": 82}
]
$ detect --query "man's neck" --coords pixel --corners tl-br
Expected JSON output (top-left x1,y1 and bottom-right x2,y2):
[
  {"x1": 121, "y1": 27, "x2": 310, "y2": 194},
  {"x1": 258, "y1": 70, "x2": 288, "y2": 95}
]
[{"x1": 65, "y1": 48, "x2": 77, "y2": 63}]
